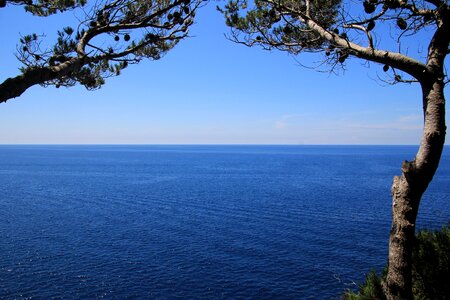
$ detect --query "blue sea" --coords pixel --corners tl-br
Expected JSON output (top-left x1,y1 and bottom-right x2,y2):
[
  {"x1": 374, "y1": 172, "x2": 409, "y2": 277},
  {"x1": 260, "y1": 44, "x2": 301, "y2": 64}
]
[{"x1": 0, "y1": 145, "x2": 448, "y2": 299}]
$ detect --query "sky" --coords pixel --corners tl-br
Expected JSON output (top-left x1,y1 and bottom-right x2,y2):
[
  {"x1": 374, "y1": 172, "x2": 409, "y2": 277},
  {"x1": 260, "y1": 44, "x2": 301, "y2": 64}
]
[{"x1": 0, "y1": 2, "x2": 447, "y2": 145}]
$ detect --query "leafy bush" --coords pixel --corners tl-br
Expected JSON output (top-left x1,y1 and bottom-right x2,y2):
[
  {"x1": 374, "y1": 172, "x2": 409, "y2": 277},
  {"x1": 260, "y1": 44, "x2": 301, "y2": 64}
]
[
  {"x1": 343, "y1": 225, "x2": 450, "y2": 300},
  {"x1": 412, "y1": 226, "x2": 450, "y2": 299},
  {"x1": 343, "y1": 270, "x2": 386, "y2": 300}
]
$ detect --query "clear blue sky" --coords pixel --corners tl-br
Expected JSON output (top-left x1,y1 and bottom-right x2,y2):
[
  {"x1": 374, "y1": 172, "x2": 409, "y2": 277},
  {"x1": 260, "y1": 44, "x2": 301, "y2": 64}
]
[{"x1": 0, "y1": 2, "x2": 447, "y2": 144}]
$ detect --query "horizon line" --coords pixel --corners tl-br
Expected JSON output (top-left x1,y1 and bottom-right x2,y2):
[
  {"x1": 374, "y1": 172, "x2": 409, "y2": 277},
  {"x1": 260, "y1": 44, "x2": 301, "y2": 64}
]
[{"x1": 0, "y1": 143, "x2": 431, "y2": 146}]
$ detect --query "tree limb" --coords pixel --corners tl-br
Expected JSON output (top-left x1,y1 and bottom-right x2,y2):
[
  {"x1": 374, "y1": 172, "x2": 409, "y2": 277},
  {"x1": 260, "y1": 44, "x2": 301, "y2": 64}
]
[
  {"x1": 264, "y1": 0, "x2": 430, "y2": 80},
  {"x1": 0, "y1": 57, "x2": 86, "y2": 103}
]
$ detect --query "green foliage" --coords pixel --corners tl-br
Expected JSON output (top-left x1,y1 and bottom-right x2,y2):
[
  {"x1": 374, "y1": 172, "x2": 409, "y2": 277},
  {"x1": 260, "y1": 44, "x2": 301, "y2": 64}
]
[
  {"x1": 219, "y1": 0, "x2": 445, "y2": 76},
  {"x1": 343, "y1": 225, "x2": 450, "y2": 300},
  {"x1": 412, "y1": 226, "x2": 450, "y2": 299},
  {"x1": 22, "y1": 0, "x2": 87, "y2": 16},
  {"x1": 218, "y1": 0, "x2": 342, "y2": 54},
  {"x1": 343, "y1": 270, "x2": 386, "y2": 300},
  {"x1": 14, "y1": 0, "x2": 200, "y2": 90}
]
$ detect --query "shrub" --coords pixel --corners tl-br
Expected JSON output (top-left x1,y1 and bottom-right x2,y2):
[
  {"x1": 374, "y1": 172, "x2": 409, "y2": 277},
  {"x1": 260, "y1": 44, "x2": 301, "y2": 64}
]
[
  {"x1": 343, "y1": 225, "x2": 450, "y2": 300},
  {"x1": 343, "y1": 270, "x2": 386, "y2": 300},
  {"x1": 412, "y1": 226, "x2": 450, "y2": 299}
]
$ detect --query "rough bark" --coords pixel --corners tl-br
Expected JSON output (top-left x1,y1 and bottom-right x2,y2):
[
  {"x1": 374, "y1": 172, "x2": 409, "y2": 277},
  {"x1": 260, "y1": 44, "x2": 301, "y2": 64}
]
[
  {"x1": 0, "y1": 68, "x2": 58, "y2": 103},
  {"x1": 384, "y1": 79, "x2": 446, "y2": 300},
  {"x1": 384, "y1": 5, "x2": 449, "y2": 298},
  {"x1": 0, "y1": 58, "x2": 84, "y2": 104}
]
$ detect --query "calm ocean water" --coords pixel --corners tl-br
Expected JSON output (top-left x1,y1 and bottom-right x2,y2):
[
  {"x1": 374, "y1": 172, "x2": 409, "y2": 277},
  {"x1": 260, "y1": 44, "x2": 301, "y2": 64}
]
[{"x1": 0, "y1": 145, "x2": 448, "y2": 299}]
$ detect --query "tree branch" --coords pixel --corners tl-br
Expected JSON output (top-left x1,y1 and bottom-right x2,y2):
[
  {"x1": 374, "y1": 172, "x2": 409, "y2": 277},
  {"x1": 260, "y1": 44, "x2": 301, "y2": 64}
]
[
  {"x1": 425, "y1": 4, "x2": 450, "y2": 77},
  {"x1": 264, "y1": 0, "x2": 430, "y2": 80},
  {"x1": 2, "y1": 0, "x2": 202, "y2": 103},
  {"x1": 0, "y1": 57, "x2": 86, "y2": 103},
  {"x1": 424, "y1": 0, "x2": 445, "y2": 8},
  {"x1": 343, "y1": 23, "x2": 374, "y2": 49}
]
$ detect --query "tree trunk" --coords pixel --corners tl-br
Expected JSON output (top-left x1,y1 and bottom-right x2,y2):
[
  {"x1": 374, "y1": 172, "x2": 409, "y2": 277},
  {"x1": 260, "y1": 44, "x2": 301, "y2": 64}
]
[{"x1": 384, "y1": 79, "x2": 446, "y2": 300}]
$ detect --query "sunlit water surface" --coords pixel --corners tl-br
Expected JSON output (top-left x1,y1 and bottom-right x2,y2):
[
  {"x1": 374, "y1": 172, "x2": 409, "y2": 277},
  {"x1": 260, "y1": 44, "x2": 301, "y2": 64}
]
[{"x1": 0, "y1": 145, "x2": 448, "y2": 299}]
